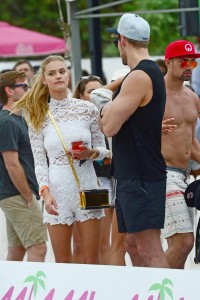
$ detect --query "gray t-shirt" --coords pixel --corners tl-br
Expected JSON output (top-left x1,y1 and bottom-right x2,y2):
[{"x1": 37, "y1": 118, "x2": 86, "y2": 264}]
[{"x1": 0, "y1": 110, "x2": 39, "y2": 200}]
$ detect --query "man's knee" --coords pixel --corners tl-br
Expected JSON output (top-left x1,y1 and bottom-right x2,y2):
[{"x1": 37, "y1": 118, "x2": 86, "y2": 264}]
[
  {"x1": 182, "y1": 234, "x2": 194, "y2": 252},
  {"x1": 167, "y1": 233, "x2": 194, "y2": 254},
  {"x1": 124, "y1": 234, "x2": 137, "y2": 255},
  {"x1": 28, "y1": 242, "x2": 47, "y2": 257},
  {"x1": 7, "y1": 245, "x2": 26, "y2": 261}
]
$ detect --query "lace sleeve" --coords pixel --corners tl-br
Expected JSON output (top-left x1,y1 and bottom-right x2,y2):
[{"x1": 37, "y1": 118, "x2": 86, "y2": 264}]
[
  {"x1": 29, "y1": 124, "x2": 49, "y2": 188},
  {"x1": 90, "y1": 106, "x2": 107, "y2": 160}
]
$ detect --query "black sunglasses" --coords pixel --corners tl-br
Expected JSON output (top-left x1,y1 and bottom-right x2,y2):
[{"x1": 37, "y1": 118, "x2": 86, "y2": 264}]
[
  {"x1": 11, "y1": 84, "x2": 29, "y2": 91},
  {"x1": 113, "y1": 36, "x2": 120, "y2": 48}
]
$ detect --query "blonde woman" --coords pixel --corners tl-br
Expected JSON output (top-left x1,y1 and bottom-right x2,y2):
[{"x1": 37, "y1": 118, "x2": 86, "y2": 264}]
[{"x1": 12, "y1": 55, "x2": 107, "y2": 264}]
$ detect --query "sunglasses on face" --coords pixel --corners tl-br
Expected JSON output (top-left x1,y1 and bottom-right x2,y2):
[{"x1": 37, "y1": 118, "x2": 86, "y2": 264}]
[
  {"x1": 11, "y1": 83, "x2": 29, "y2": 91},
  {"x1": 113, "y1": 36, "x2": 120, "y2": 48},
  {"x1": 178, "y1": 60, "x2": 197, "y2": 69}
]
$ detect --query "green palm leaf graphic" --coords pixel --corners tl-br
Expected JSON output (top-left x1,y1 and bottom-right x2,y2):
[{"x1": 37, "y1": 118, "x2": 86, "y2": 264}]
[
  {"x1": 162, "y1": 278, "x2": 173, "y2": 287},
  {"x1": 149, "y1": 283, "x2": 162, "y2": 291},
  {"x1": 36, "y1": 271, "x2": 46, "y2": 279},
  {"x1": 24, "y1": 276, "x2": 36, "y2": 283},
  {"x1": 149, "y1": 278, "x2": 174, "y2": 300},
  {"x1": 38, "y1": 278, "x2": 45, "y2": 290},
  {"x1": 33, "y1": 281, "x2": 38, "y2": 298},
  {"x1": 164, "y1": 287, "x2": 173, "y2": 300},
  {"x1": 23, "y1": 271, "x2": 46, "y2": 299},
  {"x1": 160, "y1": 289, "x2": 165, "y2": 300}
]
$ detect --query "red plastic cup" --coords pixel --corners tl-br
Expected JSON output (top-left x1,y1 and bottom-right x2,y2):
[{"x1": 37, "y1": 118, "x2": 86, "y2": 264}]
[{"x1": 71, "y1": 140, "x2": 84, "y2": 151}]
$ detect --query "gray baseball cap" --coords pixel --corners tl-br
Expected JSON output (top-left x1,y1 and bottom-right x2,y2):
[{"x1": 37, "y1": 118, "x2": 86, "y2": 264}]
[{"x1": 107, "y1": 13, "x2": 150, "y2": 42}]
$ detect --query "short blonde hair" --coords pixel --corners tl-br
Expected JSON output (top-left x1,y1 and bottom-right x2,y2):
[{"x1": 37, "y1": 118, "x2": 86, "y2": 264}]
[
  {"x1": 126, "y1": 37, "x2": 149, "y2": 48},
  {"x1": 12, "y1": 55, "x2": 65, "y2": 131}
]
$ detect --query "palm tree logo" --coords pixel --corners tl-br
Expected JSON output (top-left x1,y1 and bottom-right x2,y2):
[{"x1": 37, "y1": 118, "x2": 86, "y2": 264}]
[
  {"x1": 148, "y1": 278, "x2": 173, "y2": 300},
  {"x1": 24, "y1": 271, "x2": 46, "y2": 299}
]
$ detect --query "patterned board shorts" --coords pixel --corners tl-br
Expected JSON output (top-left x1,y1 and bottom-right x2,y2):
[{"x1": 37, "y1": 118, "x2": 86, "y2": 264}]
[{"x1": 163, "y1": 167, "x2": 194, "y2": 239}]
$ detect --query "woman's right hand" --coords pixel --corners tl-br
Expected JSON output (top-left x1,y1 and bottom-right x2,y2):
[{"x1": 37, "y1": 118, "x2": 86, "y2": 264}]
[{"x1": 42, "y1": 189, "x2": 59, "y2": 215}]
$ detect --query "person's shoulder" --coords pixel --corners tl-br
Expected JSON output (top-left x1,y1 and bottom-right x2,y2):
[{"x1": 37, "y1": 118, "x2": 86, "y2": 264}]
[
  {"x1": 0, "y1": 113, "x2": 21, "y2": 139},
  {"x1": 183, "y1": 85, "x2": 200, "y2": 108},
  {"x1": 185, "y1": 85, "x2": 199, "y2": 98},
  {"x1": 0, "y1": 112, "x2": 22, "y2": 129},
  {"x1": 127, "y1": 61, "x2": 152, "y2": 82},
  {"x1": 138, "y1": 59, "x2": 156, "y2": 67},
  {"x1": 0, "y1": 110, "x2": 13, "y2": 125}
]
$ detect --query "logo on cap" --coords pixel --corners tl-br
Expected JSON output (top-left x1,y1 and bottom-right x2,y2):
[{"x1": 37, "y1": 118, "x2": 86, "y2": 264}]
[
  {"x1": 187, "y1": 192, "x2": 194, "y2": 199},
  {"x1": 185, "y1": 44, "x2": 192, "y2": 52}
]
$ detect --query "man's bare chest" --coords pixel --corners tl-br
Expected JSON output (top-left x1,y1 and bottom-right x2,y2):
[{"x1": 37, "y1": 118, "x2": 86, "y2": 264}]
[{"x1": 165, "y1": 96, "x2": 198, "y2": 126}]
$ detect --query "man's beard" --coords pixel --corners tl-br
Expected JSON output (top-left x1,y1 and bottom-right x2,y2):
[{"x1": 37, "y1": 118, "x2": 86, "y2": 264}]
[{"x1": 180, "y1": 74, "x2": 191, "y2": 81}]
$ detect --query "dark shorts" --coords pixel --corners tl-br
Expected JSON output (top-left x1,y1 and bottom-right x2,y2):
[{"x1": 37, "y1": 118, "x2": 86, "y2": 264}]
[{"x1": 115, "y1": 179, "x2": 166, "y2": 233}]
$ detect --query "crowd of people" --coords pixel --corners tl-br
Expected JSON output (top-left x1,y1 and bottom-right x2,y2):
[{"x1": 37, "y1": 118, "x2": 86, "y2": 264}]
[{"x1": 0, "y1": 12, "x2": 200, "y2": 270}]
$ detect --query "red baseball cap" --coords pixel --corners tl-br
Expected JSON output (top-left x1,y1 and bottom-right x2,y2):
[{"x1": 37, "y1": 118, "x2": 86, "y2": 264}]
[{"x1": 165, "y1": 40, "x2": 200, "y2": 60}]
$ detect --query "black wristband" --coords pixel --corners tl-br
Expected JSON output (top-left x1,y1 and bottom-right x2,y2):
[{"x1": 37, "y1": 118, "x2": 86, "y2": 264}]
[{"x1": 100, "y1": 106, "x2": 104, "y2": 118}]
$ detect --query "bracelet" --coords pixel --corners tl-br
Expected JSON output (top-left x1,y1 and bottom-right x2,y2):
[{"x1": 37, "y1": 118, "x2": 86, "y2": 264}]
[
  {"x1": 39, "y1": 185, "x2": 49, "y2": 196},
  {"x1": 89, "y1": 151, "x2": 98, "y2": 160}
]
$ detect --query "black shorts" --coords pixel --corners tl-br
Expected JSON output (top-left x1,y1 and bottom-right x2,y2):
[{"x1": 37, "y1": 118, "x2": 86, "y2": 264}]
[{"x1": 115, "y1": 179, "x2": 166, "y2": 233}]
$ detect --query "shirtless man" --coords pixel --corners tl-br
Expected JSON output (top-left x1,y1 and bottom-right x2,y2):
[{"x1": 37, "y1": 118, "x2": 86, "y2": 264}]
[{"x1": 162, "y1": 40, "x2": 200, "y2": 269}]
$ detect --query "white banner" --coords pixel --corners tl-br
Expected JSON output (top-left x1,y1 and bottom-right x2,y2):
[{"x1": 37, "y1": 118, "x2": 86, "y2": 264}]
[{"x1": 0, "y1": 261, "x2": 199, "y2": 300}]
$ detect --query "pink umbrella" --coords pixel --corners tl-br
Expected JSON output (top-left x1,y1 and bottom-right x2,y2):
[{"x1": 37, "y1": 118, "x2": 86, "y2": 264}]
[{"x1": 0, "y1": 21, "x2": 66, "y2": 57}]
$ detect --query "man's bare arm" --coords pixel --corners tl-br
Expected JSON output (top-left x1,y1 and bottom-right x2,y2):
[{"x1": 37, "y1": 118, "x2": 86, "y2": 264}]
[
  {"x1": 100, "y1": 70, "x2": 152, "y2": 137},
  {"x1": 191, "y1": 137, "x2": 200, "y2": 164},
  {"x1": 2, "y1": 150, "x2": 33, "y2": 207},
  {"x1": 104, "y1": 76, "x2": 125, "y2": 92}
]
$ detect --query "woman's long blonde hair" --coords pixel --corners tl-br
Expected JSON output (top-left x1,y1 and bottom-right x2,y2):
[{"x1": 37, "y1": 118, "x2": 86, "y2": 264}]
[{"x1": 12, "y1": 55, "x2": 65, "y2": 131}]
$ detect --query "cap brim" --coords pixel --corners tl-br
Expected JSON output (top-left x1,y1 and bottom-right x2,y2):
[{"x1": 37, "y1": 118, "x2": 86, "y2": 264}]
[
  {"x1": 106, "y1": 28, "x2": 119, "y2": 35},
  {"x1": 182, "y1": 54, "x2": 200, "y2": 58},
  {"x1": 168, "y1": 54, "x2": 200, "y2": 59}
]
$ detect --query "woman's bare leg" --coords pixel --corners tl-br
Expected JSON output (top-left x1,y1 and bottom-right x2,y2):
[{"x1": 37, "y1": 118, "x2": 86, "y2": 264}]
[
  {"x1": 110, "y1": 210, "x2": 126, "y2": 266},
  {"x1": 72, "y1": 223, "x2": 84, "y2": 264},
  {"x1": 47, "y1": 224, "x2": 73, "y2": 263},
  {"x1": 100, "y1": 207, "x2": 114, "y2": 264},
  {"x1": 77, "y1": 218, "x2": 103, "y2": 264}
]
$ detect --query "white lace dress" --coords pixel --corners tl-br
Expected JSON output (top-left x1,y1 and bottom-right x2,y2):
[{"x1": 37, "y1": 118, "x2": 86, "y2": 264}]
[{"x1": 29, "y1": 97, "x2": 107, "y2": 225}]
